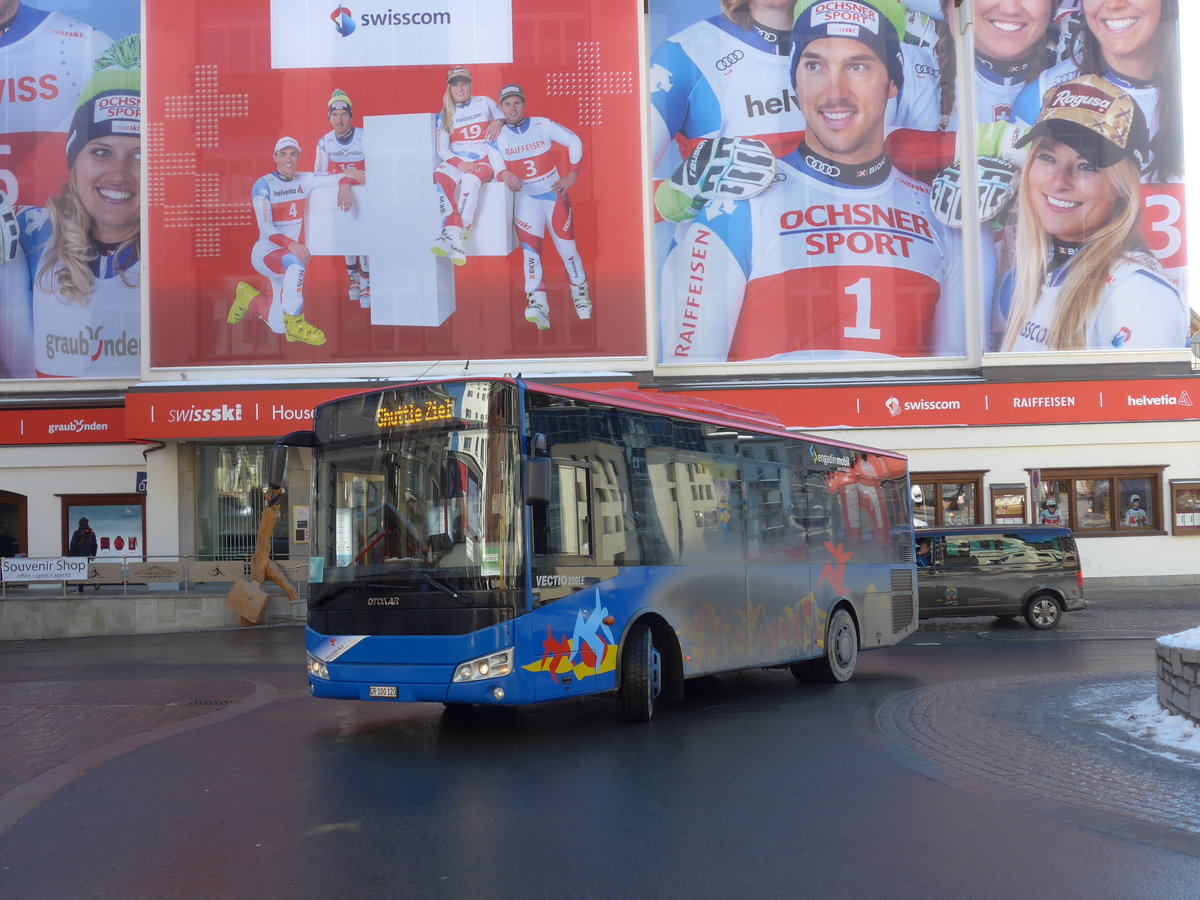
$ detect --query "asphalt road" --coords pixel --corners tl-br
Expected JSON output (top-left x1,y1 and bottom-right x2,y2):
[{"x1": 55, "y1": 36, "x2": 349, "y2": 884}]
[{"x1": 1, "y1": 586, "x2": 1198, "y2": 899}]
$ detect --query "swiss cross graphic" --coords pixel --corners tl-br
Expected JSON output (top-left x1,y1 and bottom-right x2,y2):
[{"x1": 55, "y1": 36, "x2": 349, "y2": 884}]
[
  {"x1": 544, "y1": 42, "x2": 634, "y2": 127},
  {"x1": 150, "y1": 65, "x2": 253, "y2": 257}
]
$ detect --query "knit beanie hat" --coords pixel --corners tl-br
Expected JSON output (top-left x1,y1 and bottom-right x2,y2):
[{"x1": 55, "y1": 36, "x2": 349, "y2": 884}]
[
  {"x1": 328, "y1": 88, "x2": 353, "y2": 115},
  {"x1": 792, "y1": 0, "x2": 906, "y2": 90},
  {"x1": 66, "y1": 34, "x2": 141, "y2": 170}
]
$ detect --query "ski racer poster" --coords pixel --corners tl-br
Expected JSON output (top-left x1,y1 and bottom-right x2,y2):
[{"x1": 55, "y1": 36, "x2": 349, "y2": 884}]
[
  {"x1": 983, "y1": 0, "x2": 1189, "y2": 355},
  {"x1": 652, "y1": 0, "x2": 969, "y2": 368},
  {"x1": 0, "y1": 0, "x2": 141, "y2": 380},
  {"x1": 145, "y1": 0, "x2": 644, "y2": 370},
  {"x1": 650, "y1": 1, "x2": 1191, "y2": 368}
]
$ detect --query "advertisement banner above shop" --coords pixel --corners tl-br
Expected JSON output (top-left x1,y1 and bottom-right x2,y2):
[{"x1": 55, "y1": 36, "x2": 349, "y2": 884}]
[
  {"x1": 689, "y1": 378, "x2": 1200, "y2": 430},
  {"x1": 124, "y1": 376, "x2": 1200, "y2": 440},
  {"x1": 0, "y1": 407, "x2": 128, "y2": 445},
  {"x1": 124, "y1": 387, "x2": 347, "y2": 440}
]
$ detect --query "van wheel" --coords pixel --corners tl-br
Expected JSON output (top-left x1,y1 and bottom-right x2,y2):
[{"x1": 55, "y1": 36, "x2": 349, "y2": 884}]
[
  {"x1": 1024, "y1": 594, "x2": 1062, "y2": 630},
  {"x1": 620, "y1": 623, "x2": 661, "y2": 721},
  {"x1": 811, "y1": 607, "x2": 858, "y2": 683}
]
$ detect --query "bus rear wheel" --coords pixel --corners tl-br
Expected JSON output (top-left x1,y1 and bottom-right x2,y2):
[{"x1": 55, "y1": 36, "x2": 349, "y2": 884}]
[
  {"x1": 811, "y1": 607, "x2": 858, "y2": 683},
  {"x1": 620, "y1": 622, "x2": 661, "y2": 722}
]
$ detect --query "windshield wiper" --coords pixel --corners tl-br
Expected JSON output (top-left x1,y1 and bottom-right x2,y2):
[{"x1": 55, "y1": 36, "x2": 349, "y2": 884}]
[{"x1": 413, "y1": 571, "x2": 472, "y2": 605}]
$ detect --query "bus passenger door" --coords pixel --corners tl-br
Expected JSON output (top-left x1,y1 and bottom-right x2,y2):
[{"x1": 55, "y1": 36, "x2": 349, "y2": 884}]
[{"x1": 744, "y1": 456, "x2": 813, "y2": 667}]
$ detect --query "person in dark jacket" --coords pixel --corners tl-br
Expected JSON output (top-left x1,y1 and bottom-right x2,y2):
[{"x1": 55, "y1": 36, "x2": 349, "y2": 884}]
[{"x1": 68, "y1": 516, "x2": 98, "y2": 592}]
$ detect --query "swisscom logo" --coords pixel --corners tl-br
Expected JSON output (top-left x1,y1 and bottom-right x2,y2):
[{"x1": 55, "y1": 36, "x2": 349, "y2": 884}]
[
  {"x1": 329, "y1": 3, "x2": 453, "y2": 35},
  {"x1": 331, "y1": 5, "x2": 355, "y2": 36}
]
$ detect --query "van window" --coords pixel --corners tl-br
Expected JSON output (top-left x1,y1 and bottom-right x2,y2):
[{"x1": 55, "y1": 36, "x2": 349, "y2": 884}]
[{"x1": 931, "y1": 530, "x2": 1066, "y2": 567}]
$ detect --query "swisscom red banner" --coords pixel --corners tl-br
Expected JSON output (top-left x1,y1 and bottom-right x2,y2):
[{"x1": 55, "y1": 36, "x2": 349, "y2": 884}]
[
  {"x1": 696, "y1": 378, "x2": 1200, "y2": 430},
  {"x1": 145, "y1": 0, "x2": 643, "y2": 370}
]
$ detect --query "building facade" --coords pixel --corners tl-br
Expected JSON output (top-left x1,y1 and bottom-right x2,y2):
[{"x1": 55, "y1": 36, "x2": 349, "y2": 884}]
[{"x1": 2, "y1": 1, "x2": 1199, "y2": 586}]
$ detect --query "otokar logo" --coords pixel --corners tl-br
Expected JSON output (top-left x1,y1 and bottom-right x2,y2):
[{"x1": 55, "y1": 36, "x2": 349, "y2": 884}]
[{"x1": 331, "y1": 5, "x2": 355, "y2": 36}]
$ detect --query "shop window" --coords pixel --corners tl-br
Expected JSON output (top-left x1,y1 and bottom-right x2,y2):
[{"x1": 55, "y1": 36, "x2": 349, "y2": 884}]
[
  {"x1": 196, "y1": 444, "x2": 289, "y2": 560},
  {"x1": 60, "y1": 494, "x2": 145, "y2": 558},
  {"x1": 911, "y1": 473, "x2": 984, "y2": 526},
  {"x1": 0, "y1": 490, "x2": 28, "y2": 558},
  {"x1": 1168, "y1": 481, "x2": 1200, "y2": 534},
  {"x1": 990, "y1": 485, "x2": 1027, "y2": 525},
  {"x1": 1033, "y1": 469, "x2": 1164, "y2": 534}
]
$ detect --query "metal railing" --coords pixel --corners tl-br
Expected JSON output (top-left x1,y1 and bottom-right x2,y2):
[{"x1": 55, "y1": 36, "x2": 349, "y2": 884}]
[{"x1": 0, "y1": 555, "x2": 310, "y2": 598}]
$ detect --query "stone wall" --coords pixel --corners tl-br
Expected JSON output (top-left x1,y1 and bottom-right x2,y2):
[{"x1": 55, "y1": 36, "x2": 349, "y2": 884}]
[
  {"x1": 1156, "y1": 640, "x2": 1200, "y2": 724},
  {"x1": 1, "y1": 591, "x2": 303, "y2": 641}
]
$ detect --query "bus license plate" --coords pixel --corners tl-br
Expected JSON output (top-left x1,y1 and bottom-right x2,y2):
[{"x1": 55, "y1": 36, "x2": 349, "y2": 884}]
[{"x1": 368, "y1": 686, "x2": 398, "y2": 698}]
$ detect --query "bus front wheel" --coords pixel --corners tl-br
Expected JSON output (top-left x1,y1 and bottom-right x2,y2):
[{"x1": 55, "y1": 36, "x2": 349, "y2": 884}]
[
  {"x1": 621, "y1": 622, "x2": 661, "y2": 722},
  {"x1": 812, "y1": 607, "x2": 858, "y2": 683}
]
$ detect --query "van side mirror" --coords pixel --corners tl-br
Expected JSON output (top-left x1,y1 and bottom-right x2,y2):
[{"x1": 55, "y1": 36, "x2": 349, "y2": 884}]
[{"x1": 525, "y1": 457, "x2": 551, "y2": 506}]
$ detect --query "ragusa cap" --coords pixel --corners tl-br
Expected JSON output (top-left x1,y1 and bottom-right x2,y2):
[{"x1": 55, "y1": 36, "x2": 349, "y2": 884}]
[{"x1": 1015, "y1": 74, "x2": 1150, "y2": 170}]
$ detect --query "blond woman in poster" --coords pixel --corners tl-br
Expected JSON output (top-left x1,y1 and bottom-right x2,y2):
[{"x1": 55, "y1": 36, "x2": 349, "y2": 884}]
[
  {"x1": 12, "y1": 35, "x2": 141, "y2": 378},
  {"x1": 998, "y1": 75, "x2": 1185, "y2": 352},
  {"x1": 429, "y1": 66, "x2": 503, "y2": 266}
]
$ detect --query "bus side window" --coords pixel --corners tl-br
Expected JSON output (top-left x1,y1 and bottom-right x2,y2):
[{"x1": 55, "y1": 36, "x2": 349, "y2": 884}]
[{"x1": 534, "y1": 461, "x2": 591, "y2": 558}]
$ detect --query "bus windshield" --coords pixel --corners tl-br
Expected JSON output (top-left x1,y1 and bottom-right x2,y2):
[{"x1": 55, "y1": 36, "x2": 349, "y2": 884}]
[{"x1": 311, "y1": 381, "x2": 523, "y2": 591}]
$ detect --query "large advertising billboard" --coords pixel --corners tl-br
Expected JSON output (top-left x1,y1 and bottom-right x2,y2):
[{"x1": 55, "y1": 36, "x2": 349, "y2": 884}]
[
  {"x1": 0, "y1": 0, "x2": 141, "y2": 379},
  {"x1": 145, "y1": 0, "x2": 644, "y2": 370},
  {"x1": 650, "y1": 0, "x2": 1189, "y2": 367},
  {"x1": 985, "y1": 0, "x2": 1188, "y2": 353}
]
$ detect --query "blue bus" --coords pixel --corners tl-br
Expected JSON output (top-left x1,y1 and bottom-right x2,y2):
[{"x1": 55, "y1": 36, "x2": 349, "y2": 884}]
[{"x1": 274, "y1": 378, "x2": 917, "y2": 720}]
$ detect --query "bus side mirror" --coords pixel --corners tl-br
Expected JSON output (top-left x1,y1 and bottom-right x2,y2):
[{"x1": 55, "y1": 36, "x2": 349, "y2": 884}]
[
  {"x1": 525, "y1": 458, "x2": 551, "y2": 506},
  {"x1": 269, "y1": 430, "x2": 319, "y2": 490}
]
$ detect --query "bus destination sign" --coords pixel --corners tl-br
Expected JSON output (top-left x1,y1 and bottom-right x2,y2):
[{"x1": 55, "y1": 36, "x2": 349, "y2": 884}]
[{"x1": 376, "y1": 399, "x2": 456, "y2": 429}]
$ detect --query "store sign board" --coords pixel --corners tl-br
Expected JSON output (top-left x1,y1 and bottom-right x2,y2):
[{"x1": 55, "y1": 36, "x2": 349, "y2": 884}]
[
  {"x1": 2, "y1": 557, "x2": 88, "y2": 583},
  {"x1": 0, "y1": 408, "x2": 128, "y2": 445},
  {"x1": 124, "y1": 377, "x2": 1200, "y2": 440},
  {"x1": 125, "y1": 387, "x2": 356, "y2": 439},
  {"x1": 697, "y1": 380, "x2": 1200, "y2": 430}
]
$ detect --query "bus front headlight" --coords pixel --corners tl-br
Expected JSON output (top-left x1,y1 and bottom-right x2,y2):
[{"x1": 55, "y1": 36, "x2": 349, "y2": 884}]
[
  {"x1": 307, "y1": 654, "x2": 329, "y2": 680},
  {"x1": 452, "y1": 649, "x2": 513, "y2": 683}
]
